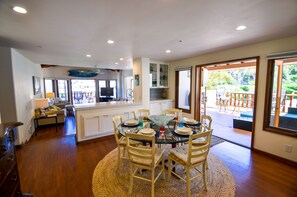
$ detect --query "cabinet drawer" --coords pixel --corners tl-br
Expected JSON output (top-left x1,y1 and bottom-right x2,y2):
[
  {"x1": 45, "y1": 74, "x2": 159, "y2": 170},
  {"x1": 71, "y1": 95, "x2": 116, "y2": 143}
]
[
  {"x1": 0, "y1": 163, "x2": 19, "y2": 196},
  {"x1": 0, "y1": 148, "x2": 15, "y2": 183}
]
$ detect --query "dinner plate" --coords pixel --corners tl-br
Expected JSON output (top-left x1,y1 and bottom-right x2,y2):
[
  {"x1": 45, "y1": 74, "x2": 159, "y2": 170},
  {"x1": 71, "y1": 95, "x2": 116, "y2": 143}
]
[
  {"x1": 124, "y1": 119, "x2": 138, "y2": 126},
  {"x1": 176, "y1": 127, "x2": 192, "y2": 133},
  {"x1": 138, "y1": 128, "x2": 156, "y2": 135},
  {"x1": 183, "y1": 118, "x2": 198, "y2": 125},
  {"x1": 174, "y1": 129, "x2": 193, "y2": 136}
]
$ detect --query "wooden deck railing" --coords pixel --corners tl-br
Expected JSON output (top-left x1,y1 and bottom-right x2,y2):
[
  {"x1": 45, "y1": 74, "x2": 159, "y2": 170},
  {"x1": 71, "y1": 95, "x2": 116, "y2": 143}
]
[{"x1": 216, "y1": 92, "x2": 254, "y2": 109}]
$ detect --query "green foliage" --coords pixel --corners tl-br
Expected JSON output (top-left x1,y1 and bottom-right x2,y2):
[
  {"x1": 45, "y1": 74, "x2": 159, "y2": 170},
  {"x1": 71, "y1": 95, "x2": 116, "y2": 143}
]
[
  {"x1": 207, "y1": 71, "x2": 233, "y2": 89},
  {"x1": 283, "y1": 83, "x2": 297, "y2": 94},
  {"x1": 241, "y1": 86, "x2": 249, "y2": 92}
]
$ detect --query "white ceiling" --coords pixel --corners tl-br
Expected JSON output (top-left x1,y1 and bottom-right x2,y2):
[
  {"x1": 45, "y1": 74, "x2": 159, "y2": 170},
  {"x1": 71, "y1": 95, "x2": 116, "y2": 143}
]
[{"x1": 1, "y1": 0, "x2": 297, "y2": 70}]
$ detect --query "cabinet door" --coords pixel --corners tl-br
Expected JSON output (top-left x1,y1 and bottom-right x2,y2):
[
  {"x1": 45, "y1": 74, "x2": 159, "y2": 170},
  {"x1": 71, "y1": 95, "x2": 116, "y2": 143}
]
[
  {"x1": 99, "y1": 114, "x2": 114, "y2": 133},
  {"x1": 161, "y1": 101, "x2": 173, "y2": 111},
  {"x1": 82, "y1": 115, "x2": 100, "y2": 137},
  {"x1": 150, "y1": 63, "x2": 158, "y2": 87},
  {"x1": 150, "y1": 102, "x2": 162, "y2": 115},
  {"x1": 159, "y1": 64, "x2": 168, "y2": 87}
]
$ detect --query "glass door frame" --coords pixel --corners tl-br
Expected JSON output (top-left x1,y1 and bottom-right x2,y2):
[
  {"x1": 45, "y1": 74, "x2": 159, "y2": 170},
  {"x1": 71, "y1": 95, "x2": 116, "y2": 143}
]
[{"x1": 194, "y1": 56, "x2": 260, "y2": 150}]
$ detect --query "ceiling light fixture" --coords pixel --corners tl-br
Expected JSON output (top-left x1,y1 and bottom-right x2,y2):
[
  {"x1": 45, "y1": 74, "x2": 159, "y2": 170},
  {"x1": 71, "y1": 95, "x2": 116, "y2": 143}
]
[
  {"x1": 107, "y1": 40, "x2": 114, "y2": 44},
  {"x1": 115, "y1": 62, "x2": 119, "y2": 65},
  {"x1": 166, "y1": 50, "x2": 171, "y2": 53},
  {"x1": 236, "y1": 25, "x2": 247, "y2": 30},
  {"x1": 13, "y1": 6, "x2": 27, "y2": 14},
  {"x1": 119, "y1": 58, "x2": 124, "y2": 61},
  {"x1": 86, "y1": 54, "x2": 92, "y2": 58}
]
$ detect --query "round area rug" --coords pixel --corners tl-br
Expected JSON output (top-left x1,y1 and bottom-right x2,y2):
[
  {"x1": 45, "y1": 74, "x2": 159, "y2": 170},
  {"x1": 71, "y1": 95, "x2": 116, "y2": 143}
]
[{"x1": 92, "y1": 148, "x2": 235, "y2": 197}]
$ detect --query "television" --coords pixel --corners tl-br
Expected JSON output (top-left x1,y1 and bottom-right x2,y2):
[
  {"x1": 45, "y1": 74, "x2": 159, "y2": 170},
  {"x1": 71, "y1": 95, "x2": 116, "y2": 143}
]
[{"x1": 100, "y1": 87, "x2": 114, "y2": 97}]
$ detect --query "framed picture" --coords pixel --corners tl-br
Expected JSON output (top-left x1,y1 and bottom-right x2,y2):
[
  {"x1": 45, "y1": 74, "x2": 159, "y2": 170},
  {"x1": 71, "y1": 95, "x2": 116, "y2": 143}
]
[
  {"x1": 33, "y1": 76, "x2": 41, "y2": 95},
  {"x1": 134, "y1": 74, "x2": 139, "y2": 86}
]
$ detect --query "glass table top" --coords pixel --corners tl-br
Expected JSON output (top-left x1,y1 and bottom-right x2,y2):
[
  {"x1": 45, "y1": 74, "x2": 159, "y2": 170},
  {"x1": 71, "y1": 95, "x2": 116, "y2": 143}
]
[{"x1": 118, "y1": 120, "x2": 200, "y2": 144}]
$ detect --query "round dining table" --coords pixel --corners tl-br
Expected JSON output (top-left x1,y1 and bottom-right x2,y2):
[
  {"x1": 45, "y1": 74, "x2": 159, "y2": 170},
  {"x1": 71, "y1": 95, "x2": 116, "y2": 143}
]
[{"x1": 118, "y1": 119, "x2": 201, "y2": 148}]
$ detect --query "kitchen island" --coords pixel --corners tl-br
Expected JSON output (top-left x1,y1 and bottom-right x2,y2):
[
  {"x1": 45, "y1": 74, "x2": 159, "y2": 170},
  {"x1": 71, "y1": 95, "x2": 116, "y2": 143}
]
[{"x1": 75, "y1": 101, "x2": 143, "y2": 143}]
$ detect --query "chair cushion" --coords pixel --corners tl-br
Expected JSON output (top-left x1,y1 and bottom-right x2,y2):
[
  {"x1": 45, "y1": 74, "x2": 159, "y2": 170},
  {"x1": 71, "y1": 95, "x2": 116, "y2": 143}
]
[
  {"x1": 169, "y1": 145, "x2": 205, "y2": 166},
  {"x1": 119, "y1": 136, "x2": 141, "y2": 146},
  {"x1": 131, "y1": 148, "x2": 164, "y2": 167}
]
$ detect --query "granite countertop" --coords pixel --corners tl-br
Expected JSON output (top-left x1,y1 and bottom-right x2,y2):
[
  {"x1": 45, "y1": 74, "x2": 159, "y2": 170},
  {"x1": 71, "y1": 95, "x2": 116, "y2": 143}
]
[
  {"x1": 0, "y1": 122, "x2": 23, "y2": 138},
  {"x1": 74, "y1": 101, "x2": 142, "y2": 111},
  {"x1": 150, "y1": 99, "x2": 174, "y2": 102}
]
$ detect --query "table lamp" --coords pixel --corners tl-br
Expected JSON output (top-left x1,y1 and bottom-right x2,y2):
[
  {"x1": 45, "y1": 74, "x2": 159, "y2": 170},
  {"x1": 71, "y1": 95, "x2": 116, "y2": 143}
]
[
  {"x1": 34, "y1": 98, "x2": 49, "y2": 117},
  {"x1": 46, "y1": 92, "x2": 55, "y2": 105}
]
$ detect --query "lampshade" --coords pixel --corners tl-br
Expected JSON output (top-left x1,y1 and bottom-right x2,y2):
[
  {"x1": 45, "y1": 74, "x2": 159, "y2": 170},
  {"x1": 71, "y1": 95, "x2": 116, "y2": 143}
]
[
  {"x1": 46, "y1": 92, "x2": 55, "y2": 99},
  {"x1": 34, "y1": 98, "x2": 49, "y2": 109}
]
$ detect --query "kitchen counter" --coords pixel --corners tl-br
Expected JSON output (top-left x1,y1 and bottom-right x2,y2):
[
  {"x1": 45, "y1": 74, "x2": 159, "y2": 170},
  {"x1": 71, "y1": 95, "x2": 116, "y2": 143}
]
[
  {"x1": 150, "y1": 99, "x2": 173, "y2": 103},
  {"x1": 74, "y1": 101, "x2": 141, "y2": 111},
  {"x1": 74, "y1": 101, "x2": 143, "y2": 143}
]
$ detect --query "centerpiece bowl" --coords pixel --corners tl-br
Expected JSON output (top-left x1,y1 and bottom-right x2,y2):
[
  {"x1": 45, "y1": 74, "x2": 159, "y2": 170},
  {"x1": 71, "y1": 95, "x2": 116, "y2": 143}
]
[{"x1": 148, "y1": 115, "x2": 174, "y2": 126}]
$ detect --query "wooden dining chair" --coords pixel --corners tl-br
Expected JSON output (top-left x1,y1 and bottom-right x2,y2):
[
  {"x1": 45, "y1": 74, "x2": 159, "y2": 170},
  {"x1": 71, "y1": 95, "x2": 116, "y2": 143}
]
[
  {"x1": 126, "y1": 132, "x2": 165, "y2": 197},
  {"x1": 112, "y1": 115, "x2": 140, "y2": 168},
  {"x1": 200, "y1": 114, "x2": 212, "y2": 132},
  {"x1": 168, "y1": 129, "x2": 213, "y2": 197},
  {"x1": 133, "y1": 108, "x2": 150, "y2": 120},
  {"x1": 164, "y1": 108, "x2": 182, "y2": 118}
]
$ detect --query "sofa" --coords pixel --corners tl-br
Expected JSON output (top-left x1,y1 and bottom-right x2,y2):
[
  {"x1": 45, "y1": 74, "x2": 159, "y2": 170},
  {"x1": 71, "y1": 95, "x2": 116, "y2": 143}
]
[
  {"x1": 37, "y1": 105, "x2": 65, "y2": 126},
  {"x1": 279, "y1": 107, "x2": 297, "y2": 130}
]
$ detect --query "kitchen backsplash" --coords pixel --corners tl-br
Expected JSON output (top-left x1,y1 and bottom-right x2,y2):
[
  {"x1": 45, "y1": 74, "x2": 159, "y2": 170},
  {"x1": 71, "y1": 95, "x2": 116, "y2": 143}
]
[{"x1": 150, "y1": 88, "x2": 168, "y2": 100}]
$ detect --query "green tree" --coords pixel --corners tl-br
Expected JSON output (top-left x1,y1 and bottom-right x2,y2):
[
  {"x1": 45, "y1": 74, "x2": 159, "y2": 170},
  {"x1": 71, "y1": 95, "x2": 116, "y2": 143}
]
[{"x1": 208, "y1": 71, "x2": 233, "y2": 89}]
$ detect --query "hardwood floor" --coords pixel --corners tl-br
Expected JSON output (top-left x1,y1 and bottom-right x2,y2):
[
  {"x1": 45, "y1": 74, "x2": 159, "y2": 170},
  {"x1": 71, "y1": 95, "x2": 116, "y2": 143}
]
[{"x1": 16, "y1": 121, "x2": 297, "y2": 197}]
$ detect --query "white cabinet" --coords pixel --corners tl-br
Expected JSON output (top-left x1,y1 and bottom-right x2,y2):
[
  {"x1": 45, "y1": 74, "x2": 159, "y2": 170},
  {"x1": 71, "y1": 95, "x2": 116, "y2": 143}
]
[
  {"x1": 99, "y1": 114, "x2": 114, "y2": 133},
  {"x1": 82, "y1": 115, "x2": 101, "y2": 138},
  {"x1": 150, "y1": 100, "x2": 173, "y2": 115},
  {"x1": 150, "y1": 63, "x2": 168, "y2": 88}
]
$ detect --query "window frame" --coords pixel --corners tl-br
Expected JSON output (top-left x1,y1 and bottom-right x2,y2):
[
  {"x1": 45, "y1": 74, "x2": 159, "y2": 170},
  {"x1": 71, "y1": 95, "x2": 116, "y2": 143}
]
[
  {"x1": 175, "y1": 67, "x2": 192, "y2": 113},
  {"x1": 263, "y1": 58, "x2": 297, "y2": 137}
]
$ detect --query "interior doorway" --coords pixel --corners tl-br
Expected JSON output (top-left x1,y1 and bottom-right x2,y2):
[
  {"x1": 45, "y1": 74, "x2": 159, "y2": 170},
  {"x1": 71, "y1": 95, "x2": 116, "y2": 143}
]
[{"x1": 195, "y1": 57, "x2": 259, "y2": 148}]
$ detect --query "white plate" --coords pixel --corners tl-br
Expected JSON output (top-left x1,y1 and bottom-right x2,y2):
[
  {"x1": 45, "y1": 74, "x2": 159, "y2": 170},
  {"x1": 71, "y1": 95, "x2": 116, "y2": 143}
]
[
  {"x1": 177, "y1": 127, "x2": 192, "y2": 133},
  {"x1": 139, "y1": 128, "x2": 156, "y2": 135},
  {"x1": 174, "y1": 130, "x2": 193, "y2": 136},
  {"x1": 183, "y1": 118, "x2": 198, "y2": 124},
  {"x1": 124, "y1": 119, "x2": 138, "y2": 126}
]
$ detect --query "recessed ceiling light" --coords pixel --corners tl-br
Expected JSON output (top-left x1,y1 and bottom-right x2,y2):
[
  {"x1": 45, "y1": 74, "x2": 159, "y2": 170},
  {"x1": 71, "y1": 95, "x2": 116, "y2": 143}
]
[
  {"x1": 107, "y1": 40, "x2": 114, "y2": 44},
  {"x1": 115, "y1": 62, "x2": 119, "y2": 65},
  {"x1": 166, "y1": 50, "x2": 171, "y2": 53},
  {"x1": 119, "y1": 58, "x2": 124, "y2": 61},
  {"x1": 126, "y1": 67, "x2": 129, "y2": 69},
  {"x1": 236, "y1": 25, "x2": 247, "y2": 30},
  {"x1": 86, "y1": 54, "x2": 92, "y2": 58},
  {"x1": 13, "y1": 6, "x2": 27, "y2": 14}
]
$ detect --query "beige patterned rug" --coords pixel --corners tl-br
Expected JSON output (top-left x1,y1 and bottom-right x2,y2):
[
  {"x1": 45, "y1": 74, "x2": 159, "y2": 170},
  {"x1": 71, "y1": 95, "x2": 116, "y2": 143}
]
[{"x1": 92, "y1": 148, "x2": 235, "y2": 197}]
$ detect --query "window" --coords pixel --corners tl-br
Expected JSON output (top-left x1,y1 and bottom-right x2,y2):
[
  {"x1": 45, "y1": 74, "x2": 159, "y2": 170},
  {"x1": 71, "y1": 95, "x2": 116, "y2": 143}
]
[
  {"x1": 264, "y1": 52, "x2": 297, "y2": 136},
  {"x1": 71, "y1": 79, "x2": 96, "y2": 104},
  {"x1": 175, "y1": 68, "x2": 192, "y2": 113},
  {"x1": 57, "y1": 80, "x2": 68, "y2": 101}
]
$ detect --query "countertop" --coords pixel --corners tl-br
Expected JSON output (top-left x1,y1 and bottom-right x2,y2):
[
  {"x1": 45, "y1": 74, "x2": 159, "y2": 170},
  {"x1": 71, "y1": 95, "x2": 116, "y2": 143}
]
[
  {"x1": 74, "y1": 101, "x2": 142, "y2": 111},
  {"x1": 150, "y1": 99, "x2": 174, "y2": 103}
]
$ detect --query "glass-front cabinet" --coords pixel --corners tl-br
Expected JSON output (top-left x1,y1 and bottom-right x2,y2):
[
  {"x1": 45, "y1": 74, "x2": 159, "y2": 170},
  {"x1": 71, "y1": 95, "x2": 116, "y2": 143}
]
[
  {"x1": 159, "y1": 64, "x2": 168, "y2": 87},
  {"x1": 150, "y1": 63, "x2": 168, "y2": 88},
  {"x1": 150, "y1": 63, "x2": 158, "y2": 87}
]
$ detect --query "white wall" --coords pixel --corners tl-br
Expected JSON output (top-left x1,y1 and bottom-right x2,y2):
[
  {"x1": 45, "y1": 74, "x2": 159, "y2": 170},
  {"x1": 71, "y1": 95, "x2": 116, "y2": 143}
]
[
  {"x1": 133, "y1": 58, "x2": 150, "y2": 108},
  {"x1": 168, "y1": 35, "x2": 297, "y2": 162},
  {"x1": 11, "y1": 49, "x2": 42, "y2": 144},
  {"x1": 0, "y1": 47, "x2": 17, "y2": 122}
]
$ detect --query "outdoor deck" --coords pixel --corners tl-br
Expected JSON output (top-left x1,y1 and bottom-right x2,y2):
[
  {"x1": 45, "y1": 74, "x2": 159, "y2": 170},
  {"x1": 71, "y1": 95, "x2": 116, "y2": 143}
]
[{"x1": 206, "y1": 107, "x2": 252, "y2": 148}]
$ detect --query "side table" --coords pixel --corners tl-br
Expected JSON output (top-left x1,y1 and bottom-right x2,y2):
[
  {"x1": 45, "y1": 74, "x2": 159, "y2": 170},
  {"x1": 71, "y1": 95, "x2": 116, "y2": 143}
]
[{"x1": 34, "y1": 115, "x2": 58, "y2": 135}]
